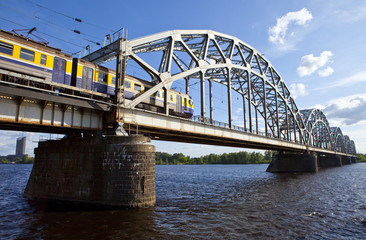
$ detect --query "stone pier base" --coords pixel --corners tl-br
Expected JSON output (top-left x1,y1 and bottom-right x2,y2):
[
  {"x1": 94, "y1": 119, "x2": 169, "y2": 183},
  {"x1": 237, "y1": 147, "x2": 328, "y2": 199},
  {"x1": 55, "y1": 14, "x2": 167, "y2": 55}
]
[
  {"x1": 318, "y1": 154, "x2": 342, "y2": 167},
  {"x1": 24, "y1": 135, "x2": 156, "y2": 208},
  {"x1": 266, "y1": 151, "x2": 318, "y2": 173}
]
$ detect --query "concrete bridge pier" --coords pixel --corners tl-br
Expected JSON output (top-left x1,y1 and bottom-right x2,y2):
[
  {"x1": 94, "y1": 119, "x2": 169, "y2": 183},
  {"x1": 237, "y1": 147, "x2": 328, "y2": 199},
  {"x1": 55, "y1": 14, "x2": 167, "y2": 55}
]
[
  {"x1": 266, "y1": 151, "x2": 318, "y2": 173},
  {"x1": 24, "y1": 135, "x2": 156, "y2": 208},
  {"x1": 317, "y1": 154, "x2": 342, "y2": 168},
  {"x1": 341, "y1": 156, "x2": 352, "y2": 165}
]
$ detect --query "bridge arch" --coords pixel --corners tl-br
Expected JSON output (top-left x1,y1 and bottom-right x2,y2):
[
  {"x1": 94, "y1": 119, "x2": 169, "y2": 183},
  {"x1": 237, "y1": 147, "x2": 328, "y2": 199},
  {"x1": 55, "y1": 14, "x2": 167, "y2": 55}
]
[
  {"x1": 83, "y1": 30, "x2": 356, "y2": 154},
  {"x1": 301, "y1": 109, "x2": 332, "y2": 150},
  {"x1": 331, "y1": 127, "x2": 345, "y2": 152},
  {"x1": 119, "y1": 30, "x2": 306, "y2": 143}
]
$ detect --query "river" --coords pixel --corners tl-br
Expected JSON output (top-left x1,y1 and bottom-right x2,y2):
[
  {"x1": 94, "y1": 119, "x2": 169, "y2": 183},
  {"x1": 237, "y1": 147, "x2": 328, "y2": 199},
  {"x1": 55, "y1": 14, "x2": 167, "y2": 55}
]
[{"x1": 1, "y1": 163, "x2": 366, "y2": 239}]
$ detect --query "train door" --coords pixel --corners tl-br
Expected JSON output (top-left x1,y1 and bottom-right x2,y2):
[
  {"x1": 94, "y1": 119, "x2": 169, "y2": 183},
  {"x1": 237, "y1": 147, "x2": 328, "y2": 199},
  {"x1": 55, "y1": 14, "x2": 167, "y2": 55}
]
[
  {"x1": 82, "y1": 66, "x2": 93, "y2": 90},
  {"x1": 52, "y1": 57, "x2": 66, "y2": 84},
  {"x1": 176, "y1": 95, "x2": 182, "y2": 113}
]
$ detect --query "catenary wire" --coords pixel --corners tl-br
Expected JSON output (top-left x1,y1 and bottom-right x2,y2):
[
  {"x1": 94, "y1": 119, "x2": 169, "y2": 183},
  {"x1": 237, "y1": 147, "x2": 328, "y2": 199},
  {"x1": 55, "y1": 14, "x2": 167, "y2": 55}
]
[
  {"x1": 27, "y1": 0, "x2": 115, "y2": 32},
  {"x1": 0, "y1": 2, "x2": 101, "y2": 46},
  {"x1": 0, "y1": 17, "x2": 85, "y2": 48}
]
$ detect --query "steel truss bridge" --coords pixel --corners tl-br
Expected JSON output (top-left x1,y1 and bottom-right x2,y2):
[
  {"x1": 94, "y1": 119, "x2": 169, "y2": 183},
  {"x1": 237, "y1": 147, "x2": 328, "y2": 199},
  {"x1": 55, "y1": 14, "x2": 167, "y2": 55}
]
[{"x1": 0, "y1": 30, "x2": 356, "y2": 156}]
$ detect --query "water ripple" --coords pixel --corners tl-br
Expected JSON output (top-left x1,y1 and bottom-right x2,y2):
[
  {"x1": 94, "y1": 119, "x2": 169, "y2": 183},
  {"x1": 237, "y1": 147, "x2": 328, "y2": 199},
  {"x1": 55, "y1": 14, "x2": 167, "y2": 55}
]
[{"x1": 1, "y1": 163, "x2": 366, "y2": 239}]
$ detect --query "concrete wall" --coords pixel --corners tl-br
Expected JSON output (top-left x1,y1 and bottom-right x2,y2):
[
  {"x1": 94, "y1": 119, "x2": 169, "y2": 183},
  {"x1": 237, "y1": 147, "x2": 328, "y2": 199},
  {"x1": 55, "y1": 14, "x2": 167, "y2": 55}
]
[
  {"x1": 266, "y1": 152, "x2": 318, "y2": 173},
  {"x1": 318, "y1": 154, "x2": 342, "y2": 167},
  {"x1": 24, "y1": 135, "x2": 156, "y2": 208}
]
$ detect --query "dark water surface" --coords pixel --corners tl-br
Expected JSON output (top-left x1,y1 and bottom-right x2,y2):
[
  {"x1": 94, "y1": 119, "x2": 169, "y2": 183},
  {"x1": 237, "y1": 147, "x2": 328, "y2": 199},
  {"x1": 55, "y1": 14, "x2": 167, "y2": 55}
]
[{"x1": 1, "y1": 164, "x2": 366, "y2": 239}]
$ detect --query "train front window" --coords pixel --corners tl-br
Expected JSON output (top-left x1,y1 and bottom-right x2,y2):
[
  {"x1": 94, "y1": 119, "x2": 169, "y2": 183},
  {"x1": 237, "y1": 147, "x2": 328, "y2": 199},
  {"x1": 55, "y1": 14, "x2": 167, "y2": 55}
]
[
  {"x1": 40, "y1": 54, "x2": 47, "y2": 65},
  {"x1": 0, "y1": 41, "x2": 13, "y2": 55},
  {"x1": 111, "y1": 77, "x2": 116, "y2": 85},
  {"x1": 20, "y1": 48, "x2": 35, "y2": 62},
  {"x1": 98, "y1": 72, "x2": 108, "y2": 83}
]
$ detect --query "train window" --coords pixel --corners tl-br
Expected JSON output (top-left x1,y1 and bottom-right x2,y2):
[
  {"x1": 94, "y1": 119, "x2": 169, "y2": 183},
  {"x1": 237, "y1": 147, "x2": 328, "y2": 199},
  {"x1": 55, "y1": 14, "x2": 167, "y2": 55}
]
[
  {"x1": 124, "y1": 81, "x2": 131, "y2": 88},
  {"x1": 98, "y1": 72, "x2": 108, "y2": 83},
  {"x1": 111, "y1": 77, "x2": 116, "y2": 85},
  {"x1": 20, "y1": 48, "x2": 35, "y2": 62},
  {"x1": 40, "y1": 54, "x2": 47, "y2": 65},
  {"x1": 170, "y1": 94, "x2": 174, "y2": 101},
  {"x1": 0, "y1": 41, "x2": 13, "y2": 55},
  {"x1": 134, "y1": 84, "x2": 141, "y2": 92}
]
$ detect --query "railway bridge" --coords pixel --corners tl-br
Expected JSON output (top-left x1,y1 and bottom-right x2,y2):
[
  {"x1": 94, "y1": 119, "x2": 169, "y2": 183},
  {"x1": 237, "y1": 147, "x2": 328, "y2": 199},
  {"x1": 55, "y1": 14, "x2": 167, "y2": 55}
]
[{"x1": 0, "y1": 30, "x2": 357, "y2": 208}]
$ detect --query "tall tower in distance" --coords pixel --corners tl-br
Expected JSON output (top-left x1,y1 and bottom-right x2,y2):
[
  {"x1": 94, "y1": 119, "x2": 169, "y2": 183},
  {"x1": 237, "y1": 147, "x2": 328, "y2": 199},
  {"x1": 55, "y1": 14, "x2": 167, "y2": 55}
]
[{"x1": 16, "y1": 137, "x2": 26, "y2": 157}]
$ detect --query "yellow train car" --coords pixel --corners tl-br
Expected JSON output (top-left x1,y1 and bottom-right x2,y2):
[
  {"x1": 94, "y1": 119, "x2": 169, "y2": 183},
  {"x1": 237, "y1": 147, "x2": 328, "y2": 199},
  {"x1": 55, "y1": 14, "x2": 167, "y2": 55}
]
[
  {"x1": 0, "y1": 29, "x2": 72, "y2": 85},
  {"x1": 0, "y1": 29, "x2": 193, "y2": 117}
]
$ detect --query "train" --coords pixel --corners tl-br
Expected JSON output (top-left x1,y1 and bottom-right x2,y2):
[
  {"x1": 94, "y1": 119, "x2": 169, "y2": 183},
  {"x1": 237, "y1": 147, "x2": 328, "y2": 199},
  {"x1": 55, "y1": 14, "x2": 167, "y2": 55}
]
[{"x1": 0, "y1": 29, "x2": 194, "y2": 118}]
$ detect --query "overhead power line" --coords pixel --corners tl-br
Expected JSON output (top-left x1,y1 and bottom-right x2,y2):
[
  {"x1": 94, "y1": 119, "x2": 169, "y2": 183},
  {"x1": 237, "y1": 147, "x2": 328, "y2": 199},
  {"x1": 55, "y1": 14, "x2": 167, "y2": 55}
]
[
  {"x1": 0, "y1": 17, "x2": 84, "y2": 48},
  {"x1": 0, "y1": 2, "x2": 102, "y2": 46},
  {"x1": 28, "y1": 0, "x2": 115, "y2": 32}
]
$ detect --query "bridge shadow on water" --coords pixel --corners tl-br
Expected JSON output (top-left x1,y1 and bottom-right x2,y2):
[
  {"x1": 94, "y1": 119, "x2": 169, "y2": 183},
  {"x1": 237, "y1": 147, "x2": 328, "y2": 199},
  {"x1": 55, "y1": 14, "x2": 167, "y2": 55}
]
[{"x1": 17, "y1": 200, "x2": 163, "y2": 240}]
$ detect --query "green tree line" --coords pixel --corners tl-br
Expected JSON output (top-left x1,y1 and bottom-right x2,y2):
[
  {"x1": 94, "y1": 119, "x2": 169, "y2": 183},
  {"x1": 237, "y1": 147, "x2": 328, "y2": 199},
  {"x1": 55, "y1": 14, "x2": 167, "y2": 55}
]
[
  {"x1": 156, "y1": 150, "x2": 274, "y2": 165},
  {"x1": 357, "y1": 154, "x2": 366, "y2": 162},
  {"x1": 1, "y1": 155, "x2": 34, "y2": 164}
]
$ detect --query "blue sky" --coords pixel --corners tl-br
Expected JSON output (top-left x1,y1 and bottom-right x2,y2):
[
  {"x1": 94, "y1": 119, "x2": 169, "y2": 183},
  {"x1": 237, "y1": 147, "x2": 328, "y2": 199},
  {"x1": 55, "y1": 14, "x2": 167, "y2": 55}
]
[{"x1": 0, "y1": 0, "x2": 365, "y2": 156}]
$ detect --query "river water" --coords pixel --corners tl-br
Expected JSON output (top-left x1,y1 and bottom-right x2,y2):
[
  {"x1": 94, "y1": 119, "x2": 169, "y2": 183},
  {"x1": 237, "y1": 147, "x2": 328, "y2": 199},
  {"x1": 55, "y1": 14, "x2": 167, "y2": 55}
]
[{"x1": 1, "y1": 163, "x2": 366, "y2": 239}]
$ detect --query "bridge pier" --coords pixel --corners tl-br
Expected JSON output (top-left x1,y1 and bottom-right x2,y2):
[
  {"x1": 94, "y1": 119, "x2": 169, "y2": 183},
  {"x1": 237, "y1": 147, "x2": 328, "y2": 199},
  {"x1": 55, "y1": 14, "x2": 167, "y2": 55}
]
[
  {"x1": 317, "y1": 154, "x2": 342, "y2": 168},
  {"x1": 24, "y1": 135, "x2": 156, "y2": 208},
  {"x1": 341, "y1": 156, "x2": 352, "y2": 165},
  {"x1": 266, "y1": 151, "x2": 318, "y2": 173}
]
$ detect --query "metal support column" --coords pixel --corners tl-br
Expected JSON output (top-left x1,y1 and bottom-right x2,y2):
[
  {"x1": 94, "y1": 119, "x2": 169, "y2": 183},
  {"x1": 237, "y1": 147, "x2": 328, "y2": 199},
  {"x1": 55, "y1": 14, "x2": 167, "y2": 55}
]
[
  {"x1": 200, "y1": 71, "x2": 205, "y2": 121},
  {"x1": 263, "y1": 79, "x2": 267, "y2": 136},
  {"x1": 227, "y1": 69, "x2": 232, "y2": 128},
  {"x1": 164, "y1": 88, "x2": 169, "y2": 115},
  {"x1": 209, "y1": 79, "x2": 213, "y2": 124},
  {"x1": 286, "y1": 105, "x2": 290, "y2": 141},
  {"x1": 115, "y1": 38, "x2": 126, "y2": 122},
  {"x1": 255, "y1": 106, "x2": 258, "y2": 134},
  {"x1": 242, "y1": 94, "x2": 246, "y2": 132},
  {"x1": 247, "y1": 75, "x2": 252, "y2": 133},
  {"x1": 186, "y1": 78, "x2": 189, "y2": 95},
  {"x1": 275, "y1": 91, "x2": 280, "y2": 138},
  {"x1": 16, "y1": 97, "x2": 24, "y2": 122},
  {"x1": 293, "y1": 115, "x2": 297, "y2": 143}
]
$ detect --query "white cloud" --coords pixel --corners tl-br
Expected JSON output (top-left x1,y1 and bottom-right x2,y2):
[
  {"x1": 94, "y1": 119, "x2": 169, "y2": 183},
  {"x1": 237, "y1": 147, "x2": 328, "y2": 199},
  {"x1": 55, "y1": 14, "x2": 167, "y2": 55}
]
[
  {"x1": 268, "y1": 8, "x2": 313, "y2": 45},
  {"x1": 297, "y1": 51, "x2": 333, "y2": 77},
  {"x1": 290, "y1": 83, "x2": 308, "y2": 99},
  {"x1": 331, "y1": 70, "x2": 366, "y2": 88},
  {"x1": 311, "y1": 70, "x2": 366, "y2": 91},
  {"x1": 322, "y1": 94, "x2": 366, "y2": 126},
  {"x1": 318, "y1": 66, "x2": 334, "y2": 77},
  {"x1": 311, "y1": 104, "x2": 326, "y2": 110},
  {"x1": 335, "y1": 6, "x2": 366, "y2": 23}
]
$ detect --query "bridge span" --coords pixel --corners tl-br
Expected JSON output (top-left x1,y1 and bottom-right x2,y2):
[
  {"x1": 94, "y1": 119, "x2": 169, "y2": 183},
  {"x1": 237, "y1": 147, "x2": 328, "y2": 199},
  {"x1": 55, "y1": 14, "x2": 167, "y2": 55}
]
[{"x1": 0, "y1": 29, "x2": 357, "y2": 208}]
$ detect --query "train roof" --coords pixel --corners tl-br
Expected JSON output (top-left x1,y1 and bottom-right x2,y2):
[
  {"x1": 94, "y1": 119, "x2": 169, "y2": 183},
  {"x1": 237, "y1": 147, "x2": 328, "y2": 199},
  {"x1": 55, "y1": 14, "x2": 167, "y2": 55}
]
[{"x1": 0, "y1": 29, "x2": 72, "y2": 58}]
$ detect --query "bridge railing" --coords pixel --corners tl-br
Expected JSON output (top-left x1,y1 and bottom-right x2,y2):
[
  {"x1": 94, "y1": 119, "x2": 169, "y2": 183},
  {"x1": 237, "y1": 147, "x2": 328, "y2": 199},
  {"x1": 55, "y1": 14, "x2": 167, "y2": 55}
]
[{"x1": 192, "y1": 116, "x2": 276, "y2": 140}]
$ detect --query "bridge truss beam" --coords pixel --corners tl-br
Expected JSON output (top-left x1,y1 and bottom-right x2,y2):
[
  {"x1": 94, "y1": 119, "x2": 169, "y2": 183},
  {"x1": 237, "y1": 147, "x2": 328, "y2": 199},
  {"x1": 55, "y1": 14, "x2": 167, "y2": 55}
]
[{"x1": 83, "y1": 30, "x2": 356, "y2": 155}]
